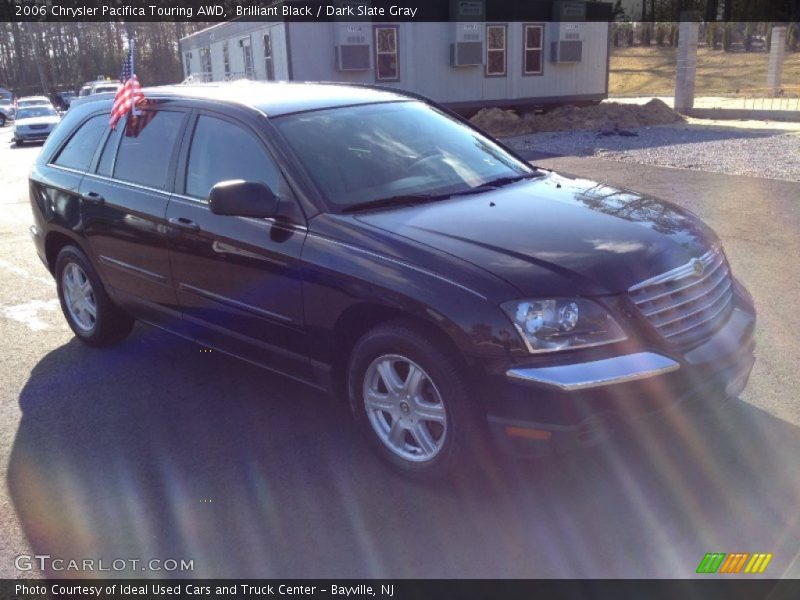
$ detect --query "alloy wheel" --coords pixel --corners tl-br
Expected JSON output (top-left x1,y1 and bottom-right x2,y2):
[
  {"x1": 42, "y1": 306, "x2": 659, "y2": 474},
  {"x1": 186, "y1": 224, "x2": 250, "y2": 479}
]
[
  {"x1": 62, "y1": 262, "x2": 97, "y2": 332},
  {"x1": 363, "y1": 354, "x2": 447, "y2": 462}
]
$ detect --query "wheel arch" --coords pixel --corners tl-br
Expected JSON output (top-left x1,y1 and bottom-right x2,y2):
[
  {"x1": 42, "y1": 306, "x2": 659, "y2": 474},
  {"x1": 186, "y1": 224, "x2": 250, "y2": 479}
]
[
  {"x1": 328, "y1": 301, "x2": 474, "y2": 402},
  {"x1": 45, "y1": 229, "x2": 85, "y2": 274}
]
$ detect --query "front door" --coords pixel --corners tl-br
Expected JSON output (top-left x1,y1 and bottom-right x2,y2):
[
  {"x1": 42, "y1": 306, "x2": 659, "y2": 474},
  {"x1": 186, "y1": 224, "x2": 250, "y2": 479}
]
[{"x1": 166, "y1": 111, "x2": 310, "y2": 381}]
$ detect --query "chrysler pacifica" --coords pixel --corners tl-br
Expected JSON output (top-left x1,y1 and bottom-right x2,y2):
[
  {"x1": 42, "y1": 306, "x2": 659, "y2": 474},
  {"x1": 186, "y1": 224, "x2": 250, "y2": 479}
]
[{"x1": 28, "y1": 82, "x2": 756, "y2": 476}]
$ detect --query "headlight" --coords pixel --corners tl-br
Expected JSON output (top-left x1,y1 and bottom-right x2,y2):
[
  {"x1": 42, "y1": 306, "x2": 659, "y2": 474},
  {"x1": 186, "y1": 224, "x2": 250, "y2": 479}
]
[{"x1": 501, "y1": 298, "x2": 627, "y2": 353}]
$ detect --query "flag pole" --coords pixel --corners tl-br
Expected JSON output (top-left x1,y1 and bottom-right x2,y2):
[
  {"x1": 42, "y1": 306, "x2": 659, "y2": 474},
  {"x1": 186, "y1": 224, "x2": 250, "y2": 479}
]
[{"x1": 129, "y1": 32, "x2": 141, "y2": 117}]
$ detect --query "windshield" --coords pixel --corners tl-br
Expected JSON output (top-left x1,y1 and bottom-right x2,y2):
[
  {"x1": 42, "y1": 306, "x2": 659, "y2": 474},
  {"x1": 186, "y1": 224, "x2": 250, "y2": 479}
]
[
  {"x1": 94, "y1": 85, "x2": 119, "y2": 94},
  {"x1": 18, "y1": 100, "x2": 49, "y2": 108},
  {"x1": 273, "y1": 101, "x2": 534, "y2": 211},
  {"x1": 16, "y1": 107, "x2": 57, "y2": 119}
]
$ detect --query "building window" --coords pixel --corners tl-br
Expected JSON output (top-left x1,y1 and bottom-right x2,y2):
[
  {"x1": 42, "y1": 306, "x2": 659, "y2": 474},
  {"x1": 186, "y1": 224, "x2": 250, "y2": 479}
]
[
  {"x1": 263, "y1": 33, "x2": 275, "y2": 81},
  {"x1": 523, "y1": 24, "x2": 544, "y2": 75},
  {"x1": 374, "y1": 26, "x2": 399, "y2": 81},
  {"x1": 486, "y1": 25, "x2": 506, "y2": 77},
  {"x1": 184, "y1": 52, "x2": 192, "y2": 78},
  {"x1": 222, "y1": 42, "x2": 231, "y2": 78}
]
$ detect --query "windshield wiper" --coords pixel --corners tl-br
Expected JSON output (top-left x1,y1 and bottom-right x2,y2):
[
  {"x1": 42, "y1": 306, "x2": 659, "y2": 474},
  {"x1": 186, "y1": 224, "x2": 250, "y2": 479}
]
[
  {"x1": 341, "y1": 172, "x2": 540, "y2": 213},
  {"x1": 466, "y1": 172, "x2": 540, "y2": 193},
  {"x1": 341, "y1": 193, "x2": 447, "y2": 213}
]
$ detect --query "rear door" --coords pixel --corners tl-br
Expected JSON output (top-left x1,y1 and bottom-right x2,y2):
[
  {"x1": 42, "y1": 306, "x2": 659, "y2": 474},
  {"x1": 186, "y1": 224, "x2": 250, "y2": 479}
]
[
  {"x1": 166, "y1": 109, "x2": 311, "y2": 381},
  {"x1": 79, "y1": 105, "x2": 189, "y2": 331}
]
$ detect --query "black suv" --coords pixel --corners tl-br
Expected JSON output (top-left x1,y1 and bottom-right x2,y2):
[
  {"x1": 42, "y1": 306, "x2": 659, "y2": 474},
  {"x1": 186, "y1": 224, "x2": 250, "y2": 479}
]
[{"x1": 29, "y1": 83, "x2": 756, "y2": 476}]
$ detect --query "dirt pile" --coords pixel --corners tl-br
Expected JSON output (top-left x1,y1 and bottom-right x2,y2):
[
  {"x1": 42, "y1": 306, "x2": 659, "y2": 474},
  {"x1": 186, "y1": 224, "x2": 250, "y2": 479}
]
[
  {"x1": 470, "y1": 99, "x2": 684, "y2": 137},
  {"x1": 468, "y1": 107, "x2": 527, "y2": 137}
]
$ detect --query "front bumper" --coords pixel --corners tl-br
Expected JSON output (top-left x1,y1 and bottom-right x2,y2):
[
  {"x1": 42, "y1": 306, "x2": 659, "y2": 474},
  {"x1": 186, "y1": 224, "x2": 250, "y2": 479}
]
[
  {"x1": 507, "y1": 352, "x2": 680, "y2": 391},
  {"x1": 484, "y1": 301, "x2": 756, "y2": 457},
  {"x1": 14, "y1": 129, "x2": 53, "y2": 141}
]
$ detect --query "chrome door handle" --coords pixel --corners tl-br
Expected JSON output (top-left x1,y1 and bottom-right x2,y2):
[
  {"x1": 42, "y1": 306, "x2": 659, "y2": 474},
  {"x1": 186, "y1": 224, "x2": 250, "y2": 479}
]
[{"x1": 168, "y1": 217, "x2": 200, "y2": 231}]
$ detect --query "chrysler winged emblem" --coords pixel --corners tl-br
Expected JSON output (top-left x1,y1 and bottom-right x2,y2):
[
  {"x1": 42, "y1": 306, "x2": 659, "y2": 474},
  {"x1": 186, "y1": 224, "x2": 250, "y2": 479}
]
[{"x1": 691, "y1": 258, "x2": 705, "y2": 277}]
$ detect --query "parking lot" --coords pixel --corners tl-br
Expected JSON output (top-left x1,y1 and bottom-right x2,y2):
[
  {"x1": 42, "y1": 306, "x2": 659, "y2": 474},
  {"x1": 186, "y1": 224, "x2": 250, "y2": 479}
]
[{"x1": 0, "y1": 125, "x2": 798, "y2": 578}]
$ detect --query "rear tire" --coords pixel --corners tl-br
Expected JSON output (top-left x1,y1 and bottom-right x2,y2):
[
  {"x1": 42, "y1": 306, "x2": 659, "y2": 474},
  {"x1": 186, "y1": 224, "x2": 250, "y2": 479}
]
[
  {"x1": 347, "y1": 319, "x2": 487, "y2": 479},
  {"x1": 55, "y1": 245, "x2": 134, "y2": 347}
]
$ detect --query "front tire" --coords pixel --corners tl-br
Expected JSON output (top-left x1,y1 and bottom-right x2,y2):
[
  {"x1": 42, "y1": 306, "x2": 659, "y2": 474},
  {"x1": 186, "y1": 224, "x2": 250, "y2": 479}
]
[
  {"x1": 55, "y1": 245, "x2": 134, "y2": 346},
  {"x1": 348, "y1": 319, "x2": 485, "y2": 478}
]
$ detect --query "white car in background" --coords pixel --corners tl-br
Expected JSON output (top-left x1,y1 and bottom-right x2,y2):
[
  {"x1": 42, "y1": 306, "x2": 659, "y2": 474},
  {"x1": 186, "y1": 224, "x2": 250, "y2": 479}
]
[
  {"x1": 16, "y1": 96, "x2": 54, "y2": 110},
  {"x1": 90, "y1": 82, "x2": 122, "y2": 95},
  {"x1": 13, "y1": 105, "x2": 60, "y2": 145}
]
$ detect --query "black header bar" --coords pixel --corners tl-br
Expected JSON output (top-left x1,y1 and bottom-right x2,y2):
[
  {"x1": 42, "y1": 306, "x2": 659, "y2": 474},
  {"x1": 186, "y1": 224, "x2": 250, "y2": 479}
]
[{"x1": 2, "y1": 0, "x2": 798, "y2": 23}]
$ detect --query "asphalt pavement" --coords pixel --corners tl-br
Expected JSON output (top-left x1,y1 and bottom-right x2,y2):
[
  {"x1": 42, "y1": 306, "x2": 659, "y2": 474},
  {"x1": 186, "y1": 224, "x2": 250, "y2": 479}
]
[{"x1": 0, "y1": 126, "x2": 798, "y2": 579}]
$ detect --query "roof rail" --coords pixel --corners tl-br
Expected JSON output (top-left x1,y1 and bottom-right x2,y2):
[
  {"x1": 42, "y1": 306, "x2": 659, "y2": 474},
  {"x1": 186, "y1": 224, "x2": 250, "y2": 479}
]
[{"x1": 68, "y1": 92, "x2": 117, "y2": 109}]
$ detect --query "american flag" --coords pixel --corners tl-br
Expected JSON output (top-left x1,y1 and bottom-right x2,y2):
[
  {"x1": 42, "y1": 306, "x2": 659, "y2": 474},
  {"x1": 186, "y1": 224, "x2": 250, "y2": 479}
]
[{"x1": 109, "y1": 38, "x2": 145, "y2": 130}]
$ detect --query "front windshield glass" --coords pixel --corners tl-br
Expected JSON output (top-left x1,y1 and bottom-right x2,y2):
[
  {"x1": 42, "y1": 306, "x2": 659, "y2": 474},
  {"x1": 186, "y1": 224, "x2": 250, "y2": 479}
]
[
  {"x1": 18, "y1": 100, "x2": 49, "y2": 108},
  {"x1": 17, "y1": 107, "x2": 57, "y2": 119},
  {"x1": 273, "y1": 101, "x2": 534, "y2": 210}
]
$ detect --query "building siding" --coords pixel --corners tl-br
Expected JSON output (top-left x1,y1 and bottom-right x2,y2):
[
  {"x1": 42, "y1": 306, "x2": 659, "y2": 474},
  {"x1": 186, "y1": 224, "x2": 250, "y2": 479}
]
[{"x1": 181, "y1": 20, "x2": 609, "y2": 106}]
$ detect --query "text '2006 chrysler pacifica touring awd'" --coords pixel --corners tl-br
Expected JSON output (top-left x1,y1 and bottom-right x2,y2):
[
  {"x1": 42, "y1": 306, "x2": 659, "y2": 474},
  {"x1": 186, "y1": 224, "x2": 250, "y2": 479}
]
[{"x1": 29, "y1": 82, "x2": 756, "y2": 477}]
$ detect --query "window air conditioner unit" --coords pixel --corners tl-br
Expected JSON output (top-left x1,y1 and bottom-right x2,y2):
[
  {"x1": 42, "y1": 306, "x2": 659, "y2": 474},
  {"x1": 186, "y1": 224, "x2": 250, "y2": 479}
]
[
  {"x1": 450, "y1": 21, "x2": 483, "y2": 67},
  {"x1": 335, "y1": 45, "x2": 371, "y2": 71},
  {"x1": 551, "y1": 39, "x2": 583, "y2": 63},
  {"x1": 551, "y1": 2, "x2": 584, "y2": 63},
  {"x1": 450, "y1": 42, "x2": 483, "y2": 67}
]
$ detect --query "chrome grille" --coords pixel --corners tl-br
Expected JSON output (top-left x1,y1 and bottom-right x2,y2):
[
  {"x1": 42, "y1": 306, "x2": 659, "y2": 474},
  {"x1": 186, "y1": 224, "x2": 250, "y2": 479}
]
[{"x1": 629, "y1": 248, "x2": 733, "y2": 348}]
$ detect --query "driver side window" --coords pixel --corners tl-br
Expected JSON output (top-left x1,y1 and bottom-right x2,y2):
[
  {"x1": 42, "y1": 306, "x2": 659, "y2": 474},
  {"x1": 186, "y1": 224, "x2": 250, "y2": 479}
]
[{"x1": 185, "y1": 115, "x2": 282, "y2": 201}]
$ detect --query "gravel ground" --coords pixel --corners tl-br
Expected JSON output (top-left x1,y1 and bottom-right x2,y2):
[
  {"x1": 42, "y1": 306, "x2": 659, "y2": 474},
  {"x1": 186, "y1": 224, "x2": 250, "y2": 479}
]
[{"x1": 504, "y1": 123, "x2": 800, "y2": 182}]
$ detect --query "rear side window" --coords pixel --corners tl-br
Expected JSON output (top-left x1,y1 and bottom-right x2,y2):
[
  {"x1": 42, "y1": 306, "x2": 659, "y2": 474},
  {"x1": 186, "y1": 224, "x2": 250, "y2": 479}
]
[
  {"x1": 96, "y1": 119, "x2": 124, "y2": 177},
  {"x1": 185, "y1": 115, "x2": 280, "y2": 199},
  {"x1": 53, "y1": 114, "x2": 107, "y2": 171},
  {"x1": 112, "y1": 110, "x2": 184, "y2": 189}
]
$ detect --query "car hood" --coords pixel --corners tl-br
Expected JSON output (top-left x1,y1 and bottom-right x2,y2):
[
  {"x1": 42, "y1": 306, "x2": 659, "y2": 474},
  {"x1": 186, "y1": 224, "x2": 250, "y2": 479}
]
[
  {"x1": 354, "y1": 171, "x2": 720, "y2": 296},
  {"x1": 15, "y1": 116, "x2": 60, "y2": 126}
]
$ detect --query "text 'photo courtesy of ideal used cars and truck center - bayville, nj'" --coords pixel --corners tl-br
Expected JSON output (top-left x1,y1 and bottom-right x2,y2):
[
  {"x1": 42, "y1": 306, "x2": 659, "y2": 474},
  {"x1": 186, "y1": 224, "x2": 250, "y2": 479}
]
[{"x1": 0, "y1": 0, "x2": 799, "y2": 597}]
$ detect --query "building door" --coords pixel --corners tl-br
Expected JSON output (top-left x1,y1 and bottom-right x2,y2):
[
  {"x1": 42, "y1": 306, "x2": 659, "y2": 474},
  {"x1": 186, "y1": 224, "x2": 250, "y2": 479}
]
[
  {"x1": 240, "y1": 37, "x2": 254, "y2": 78},
  {"x1": 263, "y1": 33, "x2": 275, "y2": 81},
  {"x1": 199, "y1": 47, "x2": 212, "y2": 81}
]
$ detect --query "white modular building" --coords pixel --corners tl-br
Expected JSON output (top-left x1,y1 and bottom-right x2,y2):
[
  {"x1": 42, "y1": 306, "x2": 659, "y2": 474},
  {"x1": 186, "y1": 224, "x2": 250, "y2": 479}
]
[{"x1": 179, "y1": 1, "x2": 613, "y2": 112}]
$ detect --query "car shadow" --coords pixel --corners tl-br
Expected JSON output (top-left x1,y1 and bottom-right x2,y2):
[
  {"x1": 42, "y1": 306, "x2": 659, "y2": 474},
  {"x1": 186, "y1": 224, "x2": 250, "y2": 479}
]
[
  {"x1": 8, "y1": 141, "x2": 45, "y2": 149},
  {"x1": 8, "y1": 324, "x2": 800, "y2": 578}
]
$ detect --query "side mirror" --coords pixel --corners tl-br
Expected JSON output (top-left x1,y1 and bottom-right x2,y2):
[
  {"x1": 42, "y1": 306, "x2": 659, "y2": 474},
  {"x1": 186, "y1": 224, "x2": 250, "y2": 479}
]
[{"x1": 208, "y1": 180, "x2": 279, "y2": 218}]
